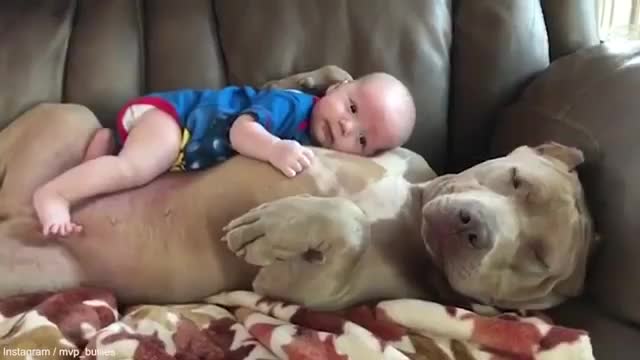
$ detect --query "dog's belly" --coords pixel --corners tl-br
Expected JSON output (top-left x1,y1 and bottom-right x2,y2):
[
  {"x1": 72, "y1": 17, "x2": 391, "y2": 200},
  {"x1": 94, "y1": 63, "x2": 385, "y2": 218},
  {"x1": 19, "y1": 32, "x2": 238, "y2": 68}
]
[
  {"x1": 66, "y1": 174, "x2": 258, "y2": 304},
  {"x1": 32, "y1": 153, "x2": 383, "y2": 304}
]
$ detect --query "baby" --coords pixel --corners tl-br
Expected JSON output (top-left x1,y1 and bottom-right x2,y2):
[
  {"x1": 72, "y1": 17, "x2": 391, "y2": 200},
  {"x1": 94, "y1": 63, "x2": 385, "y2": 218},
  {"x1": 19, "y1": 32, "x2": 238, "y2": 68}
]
[{"x1": 33, "y1": 72, "x2": 416, "y2": 236}]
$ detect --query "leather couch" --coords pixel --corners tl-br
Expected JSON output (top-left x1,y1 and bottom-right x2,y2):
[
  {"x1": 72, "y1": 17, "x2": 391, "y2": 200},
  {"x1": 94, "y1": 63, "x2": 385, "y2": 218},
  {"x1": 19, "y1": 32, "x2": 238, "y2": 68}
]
[{"x1": 1, "y1": 1, "x2": 638, "y2": 358}]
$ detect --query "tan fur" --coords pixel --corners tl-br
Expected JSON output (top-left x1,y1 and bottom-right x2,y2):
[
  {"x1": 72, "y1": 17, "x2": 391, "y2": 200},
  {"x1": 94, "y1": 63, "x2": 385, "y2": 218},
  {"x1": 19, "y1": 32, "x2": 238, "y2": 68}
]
[
  {"x1": 0, "y1": 103, "x2": 595, "y2": 311},
  {"x1": 0, "y1": 66, "x2": 596, "y2": 310}
]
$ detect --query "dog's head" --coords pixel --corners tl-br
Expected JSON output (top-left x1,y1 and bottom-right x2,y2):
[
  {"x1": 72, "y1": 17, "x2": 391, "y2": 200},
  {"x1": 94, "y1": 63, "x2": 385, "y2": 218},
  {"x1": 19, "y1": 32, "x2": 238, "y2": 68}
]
[{"x1": 420, "y1": 142, "x2": 597, "y2": 310}]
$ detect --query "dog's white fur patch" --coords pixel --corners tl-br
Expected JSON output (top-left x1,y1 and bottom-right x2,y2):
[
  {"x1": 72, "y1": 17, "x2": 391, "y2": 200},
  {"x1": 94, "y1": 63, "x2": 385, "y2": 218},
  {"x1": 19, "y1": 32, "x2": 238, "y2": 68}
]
[
  {"x1": 304, "y1": 148, "x2": 342, "y2": 194},
  {"x1": 304, "y1": 148, "x2": 411, "y2": 222},
  {"x1": 370, "y1": 150, "x2": 409, "y2": 177},
  {"x1": 351, "y1": 176, "x2": 411, "y2": 222}
]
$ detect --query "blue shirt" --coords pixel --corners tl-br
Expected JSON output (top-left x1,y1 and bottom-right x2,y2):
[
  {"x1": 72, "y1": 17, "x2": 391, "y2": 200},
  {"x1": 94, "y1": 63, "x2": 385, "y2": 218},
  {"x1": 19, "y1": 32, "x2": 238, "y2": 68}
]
[{"x1": 144, "y1": 86, "x2": 316, "y2": 171}]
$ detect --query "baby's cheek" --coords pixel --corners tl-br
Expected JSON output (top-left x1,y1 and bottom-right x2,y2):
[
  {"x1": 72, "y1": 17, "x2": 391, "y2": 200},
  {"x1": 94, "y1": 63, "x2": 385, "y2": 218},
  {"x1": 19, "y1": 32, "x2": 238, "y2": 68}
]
[
  {"x1": 334, "y1": 141, "x2": 359, "y2": 155},
  {"x1": 321, "y1": 95, "x2": 340, "y2": 112},
  {"x1": 315, "y1": 100, "x2": 329, "y2": 114}
]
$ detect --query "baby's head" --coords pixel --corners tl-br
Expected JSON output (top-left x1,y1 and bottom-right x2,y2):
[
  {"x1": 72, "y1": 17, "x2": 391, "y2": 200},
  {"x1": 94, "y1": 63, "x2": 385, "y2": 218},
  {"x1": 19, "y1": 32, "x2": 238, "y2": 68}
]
[{"x1": 309, "y1": 72, "x2": 416, "y2": 156}]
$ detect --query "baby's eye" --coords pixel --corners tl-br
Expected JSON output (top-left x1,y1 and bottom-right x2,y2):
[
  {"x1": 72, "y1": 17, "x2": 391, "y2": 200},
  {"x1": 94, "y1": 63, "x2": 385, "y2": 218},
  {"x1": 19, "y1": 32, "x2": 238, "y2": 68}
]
[
  {"x1": 359, "y1": 135, "x2": 367, "y2": 148},
  {"x1": 349, "y1": 101, "x2": 358, "y2": 114}
]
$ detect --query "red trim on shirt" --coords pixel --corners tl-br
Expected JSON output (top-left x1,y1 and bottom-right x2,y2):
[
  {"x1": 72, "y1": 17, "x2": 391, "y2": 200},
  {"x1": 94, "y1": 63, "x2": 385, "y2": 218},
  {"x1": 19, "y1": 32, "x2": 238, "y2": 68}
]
[
  {"x1": 298, "y1": 96, "x2": 320, "y2": 132},
  {"x1": 116, "y1": 96, "x2": 180, "y2": 143}
]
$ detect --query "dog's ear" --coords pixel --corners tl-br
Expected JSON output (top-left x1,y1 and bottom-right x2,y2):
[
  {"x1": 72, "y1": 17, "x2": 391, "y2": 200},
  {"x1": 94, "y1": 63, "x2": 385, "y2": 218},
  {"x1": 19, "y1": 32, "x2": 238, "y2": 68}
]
[{"x1": 534, "y1": 142, "x2": 584, "y2": 170}]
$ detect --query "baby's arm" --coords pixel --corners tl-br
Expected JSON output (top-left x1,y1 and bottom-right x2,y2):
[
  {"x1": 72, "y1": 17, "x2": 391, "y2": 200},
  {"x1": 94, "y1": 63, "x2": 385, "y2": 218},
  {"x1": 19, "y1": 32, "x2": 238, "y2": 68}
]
[{"x1": 229, "y1": 115, "x2": 313, "y2": 177}]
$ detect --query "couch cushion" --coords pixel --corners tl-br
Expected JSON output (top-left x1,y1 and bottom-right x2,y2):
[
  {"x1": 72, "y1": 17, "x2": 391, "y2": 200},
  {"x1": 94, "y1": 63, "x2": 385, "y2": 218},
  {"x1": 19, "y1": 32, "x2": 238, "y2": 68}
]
[
  {"x1": 65, "y1": 0, "x2": 228, "y2": 128},
  {"x1": 144, "y1": 0, "x2": 227, "y2": 93},
  {"x1": 64, "y1": 0, "x2": 143, "y2": 127},
  {"x1": 448, "y1": 0, "x2": 551, "y2": 172},
  {"x1": 0, "y1": 1, "x2": 74, "y2": 128},
  {"x1": 215, "y1": 0, "x2": 452, "y2": 172},
  {"x1": 491, "y1": 43, "x2": 640, "y2": 326},
  {"x1": 540, "y1": 0, "x2": 600, "y2": 60}
]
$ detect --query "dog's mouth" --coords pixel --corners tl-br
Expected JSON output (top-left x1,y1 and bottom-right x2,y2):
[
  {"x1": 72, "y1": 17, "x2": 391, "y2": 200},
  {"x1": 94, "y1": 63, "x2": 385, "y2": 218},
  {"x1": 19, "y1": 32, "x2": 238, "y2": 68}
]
[
  {"x1": 421, "y1": 203, "x2": 460, "y2": 254},
  {"x1": 420, "y1": 215, "x2": 442, "y2": 267},
  {"x1": 421, "y1": 202, "x2": 493, "y2": 302},
  {"x1": 421, "y1": 199, "x2": 459, "y2": 264},
  {"x1": 421, "y1": 195, "x2": 497, "y2": 270}
]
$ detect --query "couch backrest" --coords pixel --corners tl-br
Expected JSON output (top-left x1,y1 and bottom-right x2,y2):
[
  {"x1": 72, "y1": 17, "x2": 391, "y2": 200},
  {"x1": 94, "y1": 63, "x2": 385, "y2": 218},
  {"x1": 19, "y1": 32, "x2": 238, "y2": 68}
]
[{"x1": 0, "y1": 0, "x2": 599, "y2": 173}]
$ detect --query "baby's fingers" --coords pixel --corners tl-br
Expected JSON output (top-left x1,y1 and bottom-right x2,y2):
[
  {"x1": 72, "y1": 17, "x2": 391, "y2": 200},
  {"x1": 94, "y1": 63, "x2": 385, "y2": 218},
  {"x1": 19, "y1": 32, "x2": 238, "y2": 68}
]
[
  {"x1": 301, "y1": 148, "x2": 314, "y2": 165},
  {"x1": 297, "y1": 154, "x2": 311, "y2": 169},
  {"x1": 289, "y1": 160, "x2": 303, "y2": 174},
  {"x1": 302, "y1": 147, "x2": 315, "y2": 159},
  {"x1": 282, "y1": 166, "x2": 297, "y2": 177}
]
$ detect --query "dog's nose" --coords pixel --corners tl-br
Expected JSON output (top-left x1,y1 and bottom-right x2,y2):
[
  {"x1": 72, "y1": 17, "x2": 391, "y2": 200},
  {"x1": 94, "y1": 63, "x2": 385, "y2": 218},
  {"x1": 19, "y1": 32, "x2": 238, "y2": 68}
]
[
  {"x1": 457, "y1": 208, "x2": 492, "y2": 250},
  {"x1": 458, "y1": 209, "x2": 471, "y2": 224}
]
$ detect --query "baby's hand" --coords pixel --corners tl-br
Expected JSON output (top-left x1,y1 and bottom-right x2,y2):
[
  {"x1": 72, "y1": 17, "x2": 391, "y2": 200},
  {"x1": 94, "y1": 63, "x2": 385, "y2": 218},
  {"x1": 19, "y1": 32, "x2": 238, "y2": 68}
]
[{"x1": 268, "y1": 140, "x2": 314, "y2": 177}]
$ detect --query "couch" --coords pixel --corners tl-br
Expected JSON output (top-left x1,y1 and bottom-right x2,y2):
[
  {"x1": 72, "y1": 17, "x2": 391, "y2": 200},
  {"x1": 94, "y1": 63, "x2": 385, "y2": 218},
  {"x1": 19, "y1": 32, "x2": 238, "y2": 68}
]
[{"x1": 1, "y1": 0, "x2": 639, "y2": 358}]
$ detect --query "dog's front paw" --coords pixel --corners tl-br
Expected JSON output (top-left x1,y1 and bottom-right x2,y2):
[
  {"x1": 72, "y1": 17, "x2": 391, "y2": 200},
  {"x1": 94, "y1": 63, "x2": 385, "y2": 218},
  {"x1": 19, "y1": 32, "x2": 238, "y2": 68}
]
[
  {"x1": 261, "y1": 65, "x2": 353, "y2": 93},
  {"x1": 262, "y1": 77, "x2": 302, "y2": 91},
  {"x1": 221, "y1": 196, "x2": 317, "y2": 266}
]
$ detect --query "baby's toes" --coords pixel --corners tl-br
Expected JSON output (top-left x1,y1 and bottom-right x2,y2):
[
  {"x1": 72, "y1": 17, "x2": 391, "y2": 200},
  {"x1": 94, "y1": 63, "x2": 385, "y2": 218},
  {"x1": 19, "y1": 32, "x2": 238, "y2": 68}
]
[
  {"x1": 71, "y1": 223, "x2": 83, "y2": 234},
  {"x1": 60, "y1": 222, "x2": 81, "y2": 237},
  {"x1": 56, "y1": 223, "x2": 69, "y2": 237},
  {"x1": 45, "y1": 223, "x2": 60, "y2": 236}
]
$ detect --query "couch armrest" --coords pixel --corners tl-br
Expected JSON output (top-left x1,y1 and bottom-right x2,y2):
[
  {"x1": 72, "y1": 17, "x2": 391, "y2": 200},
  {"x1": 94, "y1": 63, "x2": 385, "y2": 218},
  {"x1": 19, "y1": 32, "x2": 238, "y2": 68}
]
[{"x1": 489, "y1": 42, "x2": 640, "y2": 326}]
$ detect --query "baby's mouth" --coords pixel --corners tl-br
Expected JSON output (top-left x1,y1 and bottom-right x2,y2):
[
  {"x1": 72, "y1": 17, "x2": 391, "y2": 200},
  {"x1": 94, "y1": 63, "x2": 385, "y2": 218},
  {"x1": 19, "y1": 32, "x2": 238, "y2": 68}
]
[{"x1": 323, "y1": 120, "x2": 334, "y2": 146}]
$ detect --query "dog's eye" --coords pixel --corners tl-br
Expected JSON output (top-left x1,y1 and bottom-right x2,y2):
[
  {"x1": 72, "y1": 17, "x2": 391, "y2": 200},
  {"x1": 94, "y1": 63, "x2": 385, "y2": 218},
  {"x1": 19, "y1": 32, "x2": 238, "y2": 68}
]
[
  {"x1": 510, "y1": 167, "x2": 521, "y2": 189},
  {"x1": 510, "y1": 167, "x2": 536, "y2": 202}
]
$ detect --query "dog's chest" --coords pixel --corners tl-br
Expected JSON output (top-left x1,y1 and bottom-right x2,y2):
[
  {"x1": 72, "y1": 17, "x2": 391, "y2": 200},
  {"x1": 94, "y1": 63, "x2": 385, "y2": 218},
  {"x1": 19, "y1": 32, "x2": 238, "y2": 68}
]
[{"x1": 348, "y1": 176, "x2": 411, "y2": 222}]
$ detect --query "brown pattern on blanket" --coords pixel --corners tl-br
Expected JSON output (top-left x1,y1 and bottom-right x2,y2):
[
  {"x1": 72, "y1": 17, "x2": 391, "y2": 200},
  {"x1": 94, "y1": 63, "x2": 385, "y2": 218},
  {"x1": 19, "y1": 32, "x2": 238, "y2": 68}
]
[{"x1": 0, "y1": 288, "x2": 594, "y2": 359}]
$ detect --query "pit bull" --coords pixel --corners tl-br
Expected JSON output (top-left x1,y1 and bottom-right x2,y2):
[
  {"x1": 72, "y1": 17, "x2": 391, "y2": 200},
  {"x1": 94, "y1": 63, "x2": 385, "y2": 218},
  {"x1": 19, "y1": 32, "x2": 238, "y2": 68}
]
[{"x1": 0, "y1": 67, "x2": 597, "y2": 311}]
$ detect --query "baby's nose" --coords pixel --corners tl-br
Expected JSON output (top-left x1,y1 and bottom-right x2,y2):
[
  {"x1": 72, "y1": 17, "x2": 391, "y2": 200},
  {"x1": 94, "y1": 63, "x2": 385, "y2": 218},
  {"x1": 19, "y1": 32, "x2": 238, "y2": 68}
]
[{"x1": 340, "y1": 118, "x2": 355, "y2": 136}]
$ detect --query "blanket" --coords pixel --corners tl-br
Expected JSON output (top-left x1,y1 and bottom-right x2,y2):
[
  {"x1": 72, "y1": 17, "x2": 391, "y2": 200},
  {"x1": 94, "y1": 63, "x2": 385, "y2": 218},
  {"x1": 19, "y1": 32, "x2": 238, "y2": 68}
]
[{"x1": 0, "y1": 288, "x2": 594, "y2": 360}]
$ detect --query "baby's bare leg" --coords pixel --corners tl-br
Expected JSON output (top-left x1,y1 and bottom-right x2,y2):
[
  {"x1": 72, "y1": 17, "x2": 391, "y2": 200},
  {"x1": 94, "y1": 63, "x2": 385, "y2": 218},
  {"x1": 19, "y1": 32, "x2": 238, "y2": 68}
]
[{"x1": 32, "y1": 109, "x2": 182, "y2": 237}]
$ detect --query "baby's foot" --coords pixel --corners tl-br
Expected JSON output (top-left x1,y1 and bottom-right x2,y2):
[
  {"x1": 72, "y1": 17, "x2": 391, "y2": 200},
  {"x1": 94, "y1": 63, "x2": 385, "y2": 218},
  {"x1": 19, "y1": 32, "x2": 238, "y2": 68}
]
[{"x1": 33, "y1": 189, "x2": 83, "y2": 237}]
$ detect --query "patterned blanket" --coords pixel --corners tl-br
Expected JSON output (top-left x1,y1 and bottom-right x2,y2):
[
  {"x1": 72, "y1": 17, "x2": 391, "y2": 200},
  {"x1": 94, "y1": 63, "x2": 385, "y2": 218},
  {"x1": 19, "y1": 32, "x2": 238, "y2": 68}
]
[{"x1": 0, "y1": 287, "x2": 594, "y2": 359}]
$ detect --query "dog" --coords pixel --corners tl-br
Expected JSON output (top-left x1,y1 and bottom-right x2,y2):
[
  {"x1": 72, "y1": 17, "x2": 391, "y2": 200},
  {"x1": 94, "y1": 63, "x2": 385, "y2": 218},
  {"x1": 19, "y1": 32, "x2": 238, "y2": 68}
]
[{"x1": 0, "y1": 66, "x2": 597, "y2": 311}]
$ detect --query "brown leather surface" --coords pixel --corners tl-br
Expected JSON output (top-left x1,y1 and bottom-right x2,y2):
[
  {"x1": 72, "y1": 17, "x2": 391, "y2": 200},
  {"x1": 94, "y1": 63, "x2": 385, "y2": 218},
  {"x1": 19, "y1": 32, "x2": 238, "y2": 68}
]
[
  {"x1": 491, "y1": 43, "x2": 640, "y2": 327},
  {"x1": 144, "y1": 0, "x2": 227, "y2": 93},
  {"x1": 540, "y1": 0, "x2": 601, "y2": 61},
  {"x1": 3, "y1": 0, "x2": 635, "y2": 354},
  {"x1": 64, "y1": 0, "x2": 143, "y2": 127},
  {"x1": 0, "y1": 1, "x2": 74, "y2": 128},
  {"x1": 448, "y1": 0, "x2": 551, "y2": 172},
  {"x1": 215, "y1": 0, "x2": 451, "y2": 172}
]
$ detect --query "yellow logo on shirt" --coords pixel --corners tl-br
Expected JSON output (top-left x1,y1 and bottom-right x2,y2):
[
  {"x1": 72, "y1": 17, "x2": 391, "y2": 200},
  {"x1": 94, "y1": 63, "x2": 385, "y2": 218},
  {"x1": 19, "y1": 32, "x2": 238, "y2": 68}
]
[{"x1": 170, "y1": 128, "x2": 191, "y2": 172}]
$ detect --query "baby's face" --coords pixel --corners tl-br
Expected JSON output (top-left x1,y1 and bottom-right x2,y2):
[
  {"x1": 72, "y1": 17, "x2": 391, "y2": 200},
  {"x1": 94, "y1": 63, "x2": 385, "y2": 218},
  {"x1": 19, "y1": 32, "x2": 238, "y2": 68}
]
[{"x1": 310, "y1": 80, "x2": 404, "y2": 156}]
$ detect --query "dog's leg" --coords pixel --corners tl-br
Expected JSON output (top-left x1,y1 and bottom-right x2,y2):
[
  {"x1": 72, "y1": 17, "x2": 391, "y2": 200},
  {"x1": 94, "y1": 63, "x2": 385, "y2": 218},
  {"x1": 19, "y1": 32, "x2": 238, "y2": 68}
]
[
  {"x1": 261, "y1": 65, "x2": 354, "y2": 95},
  {"x1": 0, "y1": 103, "x2": 103, "y2": 209},
  {"x1": 0, "y1": 235, "x2": 87, "y2": 298},
  {"x1": 222, "y1": 194, "x2": 369, "y2": 309},
  {"x1": 0, "y1": 103, "x2": 101, "y2": 297}
]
